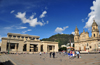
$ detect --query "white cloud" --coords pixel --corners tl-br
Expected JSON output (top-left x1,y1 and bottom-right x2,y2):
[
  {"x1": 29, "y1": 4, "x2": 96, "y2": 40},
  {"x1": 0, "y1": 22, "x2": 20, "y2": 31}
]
[
  {"x1": 55, "y1": 26, "x2": 69, "y2": 34},
  {"x1": 4, "y1": 25, "x2": 27, "y2": 30},
  {"x1": 27, "y1": 29, "x2": 31, "y2": 31},
  {"x1": 40, "y1": 11, "x2": 47, "y2": 18},
  {"x1": 16, "y1": 26, "x2": 27, "y2": 29},
  {"x1": 4, "y1": 27, "x2": 12, "y2": 29},
  {"x1": 71, "y1": 32, "x2": 75, "y2": 35},
  {"x1": 84, "y1": 0, "x2": 100, "y2": 30},
  {"x1": 16, "y1": 12, "x2": 47, "y2": 27},
  {"x1": 10, "y1": 10, "x2": 15, "y2": 13},
  {"x1": 22, "y1": 29, "x2": 32, "y2": 33},
  {"x1": 82, "y1": 19, "x2": 84, "y2": 22},
  {"x1": 47, "y1": 21, "x2": 49, "y2": 24}
]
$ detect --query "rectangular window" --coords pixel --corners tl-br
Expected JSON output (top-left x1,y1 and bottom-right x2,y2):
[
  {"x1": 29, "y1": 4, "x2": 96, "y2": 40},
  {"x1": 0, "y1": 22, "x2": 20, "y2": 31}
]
[
  {"x1": 13, "y1": 36, "x2": 16, "y2": 38},
  {"x1": 31, "y1": 38, "x2": 35, "y2": 40},
  {"x1": 21, "y1": 37, "x2": 24, "y2": 39},
  {"x1": 17, "y1": 36, "x2": 20, "y2": 38},
  {"x1": 25, "y1": 37, "x2": 28, "y2": 38},
  {"x1": 9, "y1": 35, "x2": 12, "y2": 38},
  {"x1": 29, "y1": 37, "x2": 31, "y2": 39},
  {"x1": 36, "y1": 38, "x2": 39, "y2": 39}
]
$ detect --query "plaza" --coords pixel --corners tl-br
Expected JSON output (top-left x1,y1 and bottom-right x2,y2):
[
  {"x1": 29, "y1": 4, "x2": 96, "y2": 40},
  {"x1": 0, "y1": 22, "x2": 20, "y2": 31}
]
[{"x1": 0, "y1": 53, "x2": 100, "y2": 65}]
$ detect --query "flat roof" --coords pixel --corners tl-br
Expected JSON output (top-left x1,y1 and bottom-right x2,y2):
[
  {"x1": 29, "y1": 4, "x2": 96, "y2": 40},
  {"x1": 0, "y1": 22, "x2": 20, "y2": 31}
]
[{"x1": 7, "y1": 33, "x2": 40, "y2": 38}]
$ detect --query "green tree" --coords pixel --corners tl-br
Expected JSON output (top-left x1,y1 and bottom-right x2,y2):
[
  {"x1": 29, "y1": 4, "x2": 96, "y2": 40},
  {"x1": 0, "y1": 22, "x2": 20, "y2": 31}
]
[{"x1": 59, "y1": 47, "x2": 67, "y2": 51}]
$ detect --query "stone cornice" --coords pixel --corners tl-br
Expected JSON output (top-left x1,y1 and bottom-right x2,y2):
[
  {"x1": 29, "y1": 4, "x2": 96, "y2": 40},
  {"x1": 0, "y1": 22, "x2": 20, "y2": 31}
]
[
  {"x1": 26, "y1": 40, "x2": 58, "y2": 44},
  {"x1": 41, "y1": 41, "x2": 58, "y2": 44},
  {"x1": 2, "y1": 37, "x2": 23, "y2": 41},
  {"x1": 7, "y1": 33, "x2": 40, "y2": 38},
  {"x1": 74, "y1": 37, "x2": 100, "y2": 43}
]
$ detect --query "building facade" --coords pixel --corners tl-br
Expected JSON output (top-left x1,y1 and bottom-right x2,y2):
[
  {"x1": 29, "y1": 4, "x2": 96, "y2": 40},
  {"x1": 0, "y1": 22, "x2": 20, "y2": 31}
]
[
  {"x1": 1, "y1": 33, "x2": 58, "y2": 53},
  {"x1": 74, "y1": 20, "x2": 100, "y2": 51}
]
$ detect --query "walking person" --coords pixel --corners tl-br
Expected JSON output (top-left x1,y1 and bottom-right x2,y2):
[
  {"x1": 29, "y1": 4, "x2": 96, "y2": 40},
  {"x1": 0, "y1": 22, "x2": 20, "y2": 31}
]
[
  {"x1": 72, "y1": 51, "x2": 75, "y2": 58},
  {"x1": 50, "y1": 52, "x2": 52, "y2": 58},
  {"x1": 39, "y1": 52, "x2": 42, "y2": 56},
  {"x1": 53, "y1": 52, "x2": 55, "y2": 58},
  {"x1": 68, "y1": 51, "x2": 70, "y2": 59},
  {"x1": 76, "y1": 51, "x2": 79, "y2": 59}
]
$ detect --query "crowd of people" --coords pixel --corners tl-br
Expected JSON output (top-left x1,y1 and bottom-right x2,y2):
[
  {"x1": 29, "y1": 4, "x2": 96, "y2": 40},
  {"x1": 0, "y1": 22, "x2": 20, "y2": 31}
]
[
  {"x1": 67, "y1": 50, "x2": 81, "y2": 59},
  {"x1": 39, "y1": 52, "x2": 56, "y2": 58},
  {"x1": 39, "y1": 50, "x2": 81, "y2": 59}
]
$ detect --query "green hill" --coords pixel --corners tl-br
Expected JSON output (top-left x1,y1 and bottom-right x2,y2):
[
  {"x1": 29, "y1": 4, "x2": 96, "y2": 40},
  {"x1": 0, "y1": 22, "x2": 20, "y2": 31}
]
[{"x1": 41, "y1": 34, "x2": 74, "y2": 47}]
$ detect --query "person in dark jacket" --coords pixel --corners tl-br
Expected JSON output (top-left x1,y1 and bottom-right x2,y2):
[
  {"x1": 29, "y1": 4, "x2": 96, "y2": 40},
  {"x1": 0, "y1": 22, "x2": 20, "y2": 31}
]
[
  {"x1": 52, "y1": 52, "x2": 55, "y2": 58},
  {"x1": 50, "y1": 52, "x2": 52, "y2": 58}
]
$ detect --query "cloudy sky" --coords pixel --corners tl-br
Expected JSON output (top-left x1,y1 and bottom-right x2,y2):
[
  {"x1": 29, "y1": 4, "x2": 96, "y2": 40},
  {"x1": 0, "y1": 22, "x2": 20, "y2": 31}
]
[{"x1": 0, "y1": 0, "x2": 100, "y2": 41}]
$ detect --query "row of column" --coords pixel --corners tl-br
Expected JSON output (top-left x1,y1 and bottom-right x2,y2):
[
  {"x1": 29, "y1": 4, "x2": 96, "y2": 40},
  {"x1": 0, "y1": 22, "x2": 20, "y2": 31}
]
[{"x1": 26, "y1": 44, "x2": 55, "y2": 52}]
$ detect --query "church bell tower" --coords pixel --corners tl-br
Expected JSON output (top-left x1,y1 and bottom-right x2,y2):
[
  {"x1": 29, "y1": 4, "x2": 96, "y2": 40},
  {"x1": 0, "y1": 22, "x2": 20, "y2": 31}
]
[
  {"x1": 92, "y1": 20, "x2": 99, "y2": 38},
  {"x1": 74, "y1": 26, "x2": 79, "y2": 42}
]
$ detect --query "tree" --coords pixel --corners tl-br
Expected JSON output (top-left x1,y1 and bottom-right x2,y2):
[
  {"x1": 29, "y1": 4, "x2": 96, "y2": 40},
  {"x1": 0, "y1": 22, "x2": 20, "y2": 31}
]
[{"x1": 59, "y1": 47, "x2": 67, "y2": 51}]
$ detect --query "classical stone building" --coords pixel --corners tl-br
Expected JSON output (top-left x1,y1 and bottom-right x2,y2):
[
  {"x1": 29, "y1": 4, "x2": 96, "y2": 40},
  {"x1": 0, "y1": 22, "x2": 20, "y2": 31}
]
[
  {"x1": 74, "y1": 20, "x2": 100, "y2": 51},
  {"x1": 1, "y1": 33, "x2": 58, "y2": 53}
]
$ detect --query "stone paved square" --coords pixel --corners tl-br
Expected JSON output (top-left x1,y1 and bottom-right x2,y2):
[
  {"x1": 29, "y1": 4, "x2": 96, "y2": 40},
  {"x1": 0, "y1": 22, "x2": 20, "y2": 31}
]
[{"x1": 5, "y1": 53, "x2": 100, "y2": 65}]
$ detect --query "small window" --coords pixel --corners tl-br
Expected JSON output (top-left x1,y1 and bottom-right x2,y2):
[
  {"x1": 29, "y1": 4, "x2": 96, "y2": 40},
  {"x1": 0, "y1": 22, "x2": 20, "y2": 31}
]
[
  {"x1": 90, "y1": 46, "x2": 91, "y2": 48},
  {"x1": 36, "y1": 38, "x2": 38, "y2": 39},
  {"x1": 29, "y1": 37, "x2": 31, "y2": 39},
  {"x1": 32, "y1": 38, "x2": 35, "y2": 40},
  {"x1": 17, "y1": 36, "x2": 20, "y2": 38},
  {"x1": 21, "y1": 37, "x2": 24, "y2": 39},
  {"x1": 9, "y1": 35, "x2": 12, "y2": 37},
  {"x1": 25, "y1": 37, "x2": 28, "y2": 38},
  {"x1": 94, "y1": 34, "x2": 95, "y2": 37},
  {"x1": 13, "y1": 36, "x2": 16, "y2": 38}
]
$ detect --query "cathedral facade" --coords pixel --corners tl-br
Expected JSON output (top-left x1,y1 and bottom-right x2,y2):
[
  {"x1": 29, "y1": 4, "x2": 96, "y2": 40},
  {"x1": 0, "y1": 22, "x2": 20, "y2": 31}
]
[{"x1": 74, "y1": 20, "x2": 100, "y2": 51}]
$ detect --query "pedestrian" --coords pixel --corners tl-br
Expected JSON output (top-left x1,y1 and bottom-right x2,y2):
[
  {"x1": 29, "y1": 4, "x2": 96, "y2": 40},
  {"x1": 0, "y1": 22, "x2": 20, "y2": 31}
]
[
  {"x1": 68, "y1": 52, "x2": 70, "y2": 59},
  {"x1": 72, "y1": 51, "x2": 75, "y2": 57},
  {"x1": 70, "y1": 51, "x2": 73, "y2": 58},
  {"x1": 88, "y1": 50, "x2": 89, "y2": 54},
  {"x1": 76, "y1": 51, "x2": 79, "y2": 58},
  {"x1": 52, "y1": 52, "x2": 55, "y2": 58},
  {"x1": 50, "y1": 52, "x2": 52, "y2": 58},
  {"x1": 39, "y1": 52, "x2": 42, "y2": 56}
]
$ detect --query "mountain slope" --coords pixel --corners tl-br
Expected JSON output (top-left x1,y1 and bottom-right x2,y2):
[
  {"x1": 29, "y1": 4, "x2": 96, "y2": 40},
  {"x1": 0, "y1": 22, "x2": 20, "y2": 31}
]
[{"x1": 41, "y1": 34, "x2": 74, "y2": 47}]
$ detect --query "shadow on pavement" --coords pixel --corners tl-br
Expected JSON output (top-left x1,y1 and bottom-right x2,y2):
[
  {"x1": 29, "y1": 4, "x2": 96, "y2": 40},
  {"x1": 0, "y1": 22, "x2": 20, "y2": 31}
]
[{"x1": 0, "y1": 60, "x2": 14, "y2": 65}]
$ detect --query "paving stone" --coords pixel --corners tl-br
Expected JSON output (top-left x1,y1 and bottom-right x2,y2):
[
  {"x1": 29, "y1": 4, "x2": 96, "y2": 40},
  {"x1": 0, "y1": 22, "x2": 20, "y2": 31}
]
[{"x1": 2, "y1": 53, "x2": 100, "y2": 65}]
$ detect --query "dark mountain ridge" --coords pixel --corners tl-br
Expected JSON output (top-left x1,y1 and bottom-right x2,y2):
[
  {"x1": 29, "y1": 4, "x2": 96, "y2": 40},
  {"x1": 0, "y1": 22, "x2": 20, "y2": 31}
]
[{"x1": 41, "y1": 34, "x2": 74, "y2": 47}]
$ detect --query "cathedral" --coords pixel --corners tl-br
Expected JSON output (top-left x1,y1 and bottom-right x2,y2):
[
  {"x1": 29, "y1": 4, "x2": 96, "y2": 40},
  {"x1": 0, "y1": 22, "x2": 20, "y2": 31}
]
[{"x1": 74, "y1": 20, "x2": 100, "y2": 51}]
